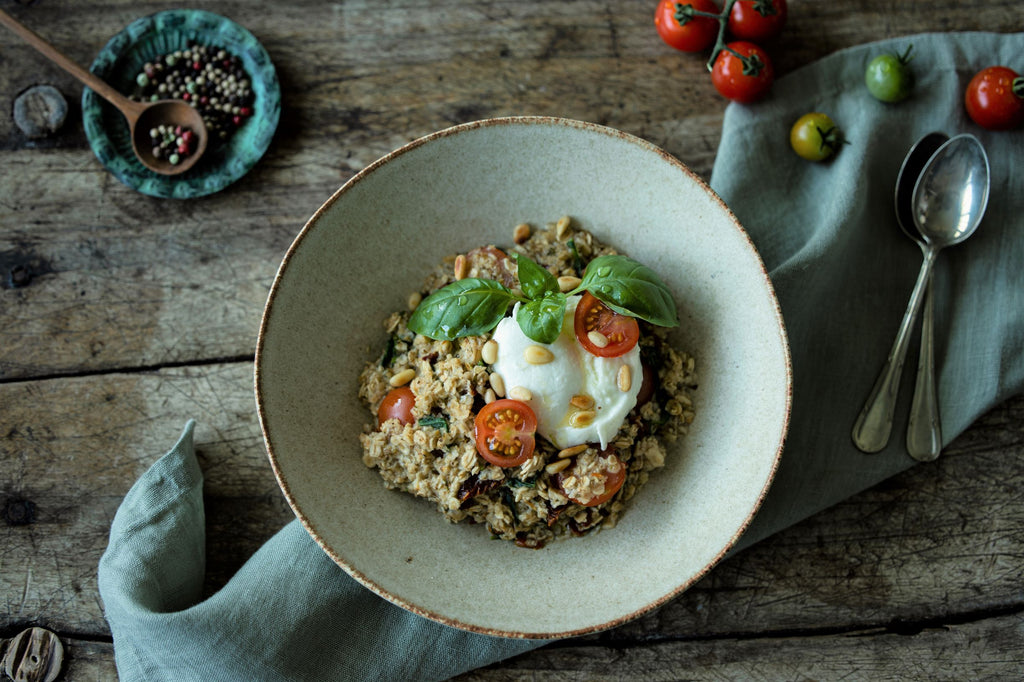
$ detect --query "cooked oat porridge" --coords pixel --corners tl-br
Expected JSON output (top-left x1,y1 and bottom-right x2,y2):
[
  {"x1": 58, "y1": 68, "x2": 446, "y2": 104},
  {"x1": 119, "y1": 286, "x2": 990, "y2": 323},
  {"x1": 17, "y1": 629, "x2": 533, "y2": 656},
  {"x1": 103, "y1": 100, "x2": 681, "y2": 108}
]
[{"x1": 358, "y1": 216, "x2": 697, "y2": 548}]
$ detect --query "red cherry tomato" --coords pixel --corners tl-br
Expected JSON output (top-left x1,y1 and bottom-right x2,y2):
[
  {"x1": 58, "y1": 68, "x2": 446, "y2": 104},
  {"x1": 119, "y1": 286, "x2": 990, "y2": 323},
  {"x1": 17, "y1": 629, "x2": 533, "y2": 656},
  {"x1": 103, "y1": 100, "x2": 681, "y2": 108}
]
[
  {"x1": 727, "y1": 0, "x2": 787, "y2": 43},
  {"x1": 377, "y1": 386, "x2": 416, "y2": 428},
  {"x1": 574, "y1": 292, "x2": 640, "y2": 358},
  {"x1": 557, "y1": 450, "x2": 627, "y2": 507},
  {"x1": 711, "y1": 41, "x2": 775, "y2": 103},
  {"x1": 654, "y1": 0, "x2": 720, "y2": 53},
  {"x1": 635, "y1": 363, "x2": 657, "y2": 408},
  {"x1": 965, "y1": 66, "x2": 1024, "y2": 131},
  {"x1": 474, "y1": 399, "x2": 537, "y2": 468}
]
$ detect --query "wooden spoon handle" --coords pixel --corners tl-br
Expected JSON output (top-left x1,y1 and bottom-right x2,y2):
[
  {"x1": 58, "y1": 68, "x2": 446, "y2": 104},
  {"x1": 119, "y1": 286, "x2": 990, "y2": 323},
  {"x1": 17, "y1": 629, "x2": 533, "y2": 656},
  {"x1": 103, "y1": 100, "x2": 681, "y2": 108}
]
[{"x1": 0, "y1": 9, "x2": 143, "y2": 121}]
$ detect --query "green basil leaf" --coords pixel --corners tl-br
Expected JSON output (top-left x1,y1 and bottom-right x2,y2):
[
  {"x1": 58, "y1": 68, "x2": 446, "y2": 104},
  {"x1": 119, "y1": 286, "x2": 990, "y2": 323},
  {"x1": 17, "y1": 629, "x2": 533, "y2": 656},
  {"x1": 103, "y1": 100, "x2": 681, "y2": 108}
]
[
  {"x1": 512, "y1": 252, "x2": 559, "y2": 300},
  {"x1": 515, "y1": 292, "x2": 567, "y2": 344},
  {"x1": 417, "y1": 415, "x2": 449, "y2": 431},
  {"x1": 407, "y1": 278, "x2": 517, "y2": 340},
  {"x1": 577, "y1": 255, "x2": 679, "y2": 327}
]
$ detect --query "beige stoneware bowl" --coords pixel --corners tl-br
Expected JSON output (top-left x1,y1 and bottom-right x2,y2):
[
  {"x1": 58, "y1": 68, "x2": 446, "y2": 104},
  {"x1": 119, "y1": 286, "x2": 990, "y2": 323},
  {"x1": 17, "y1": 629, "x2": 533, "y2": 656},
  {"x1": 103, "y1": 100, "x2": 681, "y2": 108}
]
[{"x1": 256, "y1": 116, "x2": 791, "y2": 638}]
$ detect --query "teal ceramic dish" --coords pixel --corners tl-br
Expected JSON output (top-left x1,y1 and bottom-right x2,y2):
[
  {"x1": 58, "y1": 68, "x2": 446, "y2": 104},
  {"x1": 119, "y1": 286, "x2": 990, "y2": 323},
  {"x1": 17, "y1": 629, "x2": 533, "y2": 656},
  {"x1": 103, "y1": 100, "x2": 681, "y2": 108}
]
[{"x1": 83, "y1": 10, "x2": 280, "y2": 199}]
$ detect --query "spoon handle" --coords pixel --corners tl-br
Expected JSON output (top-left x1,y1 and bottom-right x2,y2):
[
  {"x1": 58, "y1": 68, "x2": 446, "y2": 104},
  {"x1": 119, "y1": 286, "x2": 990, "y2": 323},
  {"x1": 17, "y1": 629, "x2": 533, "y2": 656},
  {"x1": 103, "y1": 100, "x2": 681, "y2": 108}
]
[
  {"x1": 852, "y1": 247, "x2": 938, "y2": 453},
  {"x1": 0, "y1": 9, "x2": 143, "y2": 120},
  {"x1": 907, "y1": 275, "x2": 942, "y2": 460}
]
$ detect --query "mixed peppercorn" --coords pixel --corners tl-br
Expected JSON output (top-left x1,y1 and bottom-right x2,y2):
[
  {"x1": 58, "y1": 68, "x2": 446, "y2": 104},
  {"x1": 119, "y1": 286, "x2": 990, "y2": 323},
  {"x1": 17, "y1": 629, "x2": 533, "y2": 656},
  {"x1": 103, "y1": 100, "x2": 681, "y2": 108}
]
[{"x1": 129, "y1": 42, "x2": 254, "y2": 163}]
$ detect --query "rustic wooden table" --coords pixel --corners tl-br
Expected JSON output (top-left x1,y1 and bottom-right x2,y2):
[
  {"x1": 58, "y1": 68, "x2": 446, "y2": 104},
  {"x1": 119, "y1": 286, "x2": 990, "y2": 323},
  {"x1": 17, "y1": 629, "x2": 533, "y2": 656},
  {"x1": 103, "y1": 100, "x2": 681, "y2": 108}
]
[{"x1": 1, "y1": 1, "x2": 1020, "y2": 679}]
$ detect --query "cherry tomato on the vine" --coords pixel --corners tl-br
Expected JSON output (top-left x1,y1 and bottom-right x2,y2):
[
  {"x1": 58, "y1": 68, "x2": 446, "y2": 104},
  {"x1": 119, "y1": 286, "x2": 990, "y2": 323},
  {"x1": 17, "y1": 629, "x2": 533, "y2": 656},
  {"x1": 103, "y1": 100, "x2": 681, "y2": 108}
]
[
  {"x1": 865, "y1": 46, "x2": 915, "y2": 103},
  {"x1": 728, "y1": 0, "x2": 787, "y2": 43},
  {"x1": 965, "y1": 66, "x2": 1024, "y2": 131},
  {"x1": 474, "y1": 399, "x2": 537, "y2": 468},
  {"x1": 654, "y1": 0, "x2": 720, "y2": 53},
  {"x1": 790, "y1": 112, "x2": 843, "y2": 162},
  {"x1": 573, "y1": 291, "x2": 640, "y2": 358},
  {"x1": 377, "y1": 386, "x2": 416, "y2": 428},
  {"x1": 711, "y1": 41, "x2": 775, "y2": 103}
]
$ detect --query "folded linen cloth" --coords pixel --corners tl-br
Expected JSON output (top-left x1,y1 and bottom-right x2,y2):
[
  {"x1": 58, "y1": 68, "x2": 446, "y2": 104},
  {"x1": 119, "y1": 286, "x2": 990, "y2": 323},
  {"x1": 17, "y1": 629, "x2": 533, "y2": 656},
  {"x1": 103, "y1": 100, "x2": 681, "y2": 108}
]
[{"x1": 99, "y1": 31, "x2": 1023, "y2": 681}]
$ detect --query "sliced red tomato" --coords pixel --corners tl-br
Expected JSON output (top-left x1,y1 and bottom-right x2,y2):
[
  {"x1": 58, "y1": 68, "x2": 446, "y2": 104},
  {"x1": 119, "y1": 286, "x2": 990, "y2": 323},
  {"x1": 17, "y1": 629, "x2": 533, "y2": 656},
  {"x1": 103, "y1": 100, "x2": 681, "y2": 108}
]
[
  {"x1": 377, "y1": 386, "x2": 416, "y2": 428},
  {"x1": 557, "y1": 450, "x2": 627, "y2": 507},
  {"x1": 574, "y1": 291, "x2": 640, "y2": 358},
  {"x1": 635, "y1": 363, "x2": 657, "y2": 407},
  {"x1": 474, "y1": 399, "x2": 537, "y2": 467},
  {"x1": 467, "y1": 246, "x2": 516, "y2": 288}
]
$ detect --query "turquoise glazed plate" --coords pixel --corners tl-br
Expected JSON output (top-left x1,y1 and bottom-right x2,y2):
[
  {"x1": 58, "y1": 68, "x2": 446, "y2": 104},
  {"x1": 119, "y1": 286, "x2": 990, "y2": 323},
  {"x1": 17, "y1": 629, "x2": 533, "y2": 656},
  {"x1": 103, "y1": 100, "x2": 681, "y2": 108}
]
[{"x1": 83, "y1": 10, "x2": 280, "y2": 199}]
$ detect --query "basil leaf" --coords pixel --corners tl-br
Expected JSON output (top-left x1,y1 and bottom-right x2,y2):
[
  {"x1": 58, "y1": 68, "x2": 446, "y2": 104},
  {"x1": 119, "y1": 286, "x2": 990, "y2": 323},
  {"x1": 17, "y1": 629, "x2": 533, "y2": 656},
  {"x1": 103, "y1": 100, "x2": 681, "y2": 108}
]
[
  {"x1": 515, "y1": 292, "x2": 567, "y2": 344},
  {"x1": 417, "y1": 415, "x2": 448, "y2": 431},
  {"x1": 512, "y1": 252, "x2": 559, "y2": 300},
  {"x1": 407, "y1": 278, "x2": 517, "y2": 340},
  {"x1": 577, "y1": 255, "x2": 679, "y2": 327}
]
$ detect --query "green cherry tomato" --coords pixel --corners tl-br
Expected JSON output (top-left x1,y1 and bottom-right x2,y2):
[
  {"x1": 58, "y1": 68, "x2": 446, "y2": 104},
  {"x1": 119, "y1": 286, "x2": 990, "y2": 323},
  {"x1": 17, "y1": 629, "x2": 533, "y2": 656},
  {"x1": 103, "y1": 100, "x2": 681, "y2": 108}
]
[
  {"x1": 865, "y1": 46, "x2": 914, "y2": 103},
  {"x1": 790, "y1": 112, "x2": 842, "y2": 162}
]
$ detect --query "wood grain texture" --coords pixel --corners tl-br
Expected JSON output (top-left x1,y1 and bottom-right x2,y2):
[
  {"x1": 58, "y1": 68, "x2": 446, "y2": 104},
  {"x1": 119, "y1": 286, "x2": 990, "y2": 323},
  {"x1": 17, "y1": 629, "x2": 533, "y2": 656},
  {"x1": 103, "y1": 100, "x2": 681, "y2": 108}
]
[{"x1": 0, "y1": 0, "x2": 1021, "y2": 679}]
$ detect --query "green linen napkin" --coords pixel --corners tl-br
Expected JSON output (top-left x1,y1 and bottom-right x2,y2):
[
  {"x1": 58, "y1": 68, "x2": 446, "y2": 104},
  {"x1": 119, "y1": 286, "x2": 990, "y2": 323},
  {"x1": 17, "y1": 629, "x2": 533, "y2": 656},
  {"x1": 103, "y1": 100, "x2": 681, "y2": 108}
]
[{"x1": 99, "y1": 31, "x2": 1023, "y2": 681}]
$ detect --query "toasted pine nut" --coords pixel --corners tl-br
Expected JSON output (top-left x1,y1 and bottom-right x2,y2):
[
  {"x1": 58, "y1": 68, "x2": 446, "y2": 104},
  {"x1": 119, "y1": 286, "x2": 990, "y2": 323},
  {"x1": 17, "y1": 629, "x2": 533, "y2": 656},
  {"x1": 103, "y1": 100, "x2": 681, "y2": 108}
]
[
  {"x1": 454, "y1": 254, "x2": 468, "y2": 280},
  {"x1": 545, "y1": 459, "x2": 571, "y2": 474},
  {"x1": 557, "y1": 275, "x2": 581, "y2": 292},
  {"x1": 555, "y1": 215, "x2": 571, "y2": 240},
  {"x1": 508, "y1": 385, "x2": 533, "y2": 401},
  {"x1": 587, "y1": 330, "x2": 609, "y2": 348},
  {"x1": 557, "y1": 444, "x2": 588, "y2": 459},
  {"x1": 524, "y1": 345, "x2": 554, "y2": 365},
  {"x1": 484, "y1": 388, "x2": 497, "y2": 404},
  {"x1": 389, "y1": 368, "x2": 415, "y2": 387},
  {"x1": 617, "y1": 365, "x2": 632, "y2": 392},
  {"x1": 570, "y1": 394, "x2": 594, "y2": 409},
  {"x1": 513, "y1": 223, "x2": 531, "y2": 244},
  {"x1": 407, "y1": 291, "x2": 422, "y2": 310},
  {"x1": 570, "y1": 410, "x2": 596, "y2": 428},
  {"x1": 489, "y1": 372, "x2": 506, "y2": 397},
  {"x1": 481, "y1": 339, "x2": 499, "y2": 364}
]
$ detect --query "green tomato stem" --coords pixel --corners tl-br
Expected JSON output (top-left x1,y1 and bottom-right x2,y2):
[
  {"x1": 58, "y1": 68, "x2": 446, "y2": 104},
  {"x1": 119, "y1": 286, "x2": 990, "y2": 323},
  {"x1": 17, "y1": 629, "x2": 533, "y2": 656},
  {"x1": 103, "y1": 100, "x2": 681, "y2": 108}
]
[{"x1": 705, "y1": 0, "x2": 739, "y2": 72}]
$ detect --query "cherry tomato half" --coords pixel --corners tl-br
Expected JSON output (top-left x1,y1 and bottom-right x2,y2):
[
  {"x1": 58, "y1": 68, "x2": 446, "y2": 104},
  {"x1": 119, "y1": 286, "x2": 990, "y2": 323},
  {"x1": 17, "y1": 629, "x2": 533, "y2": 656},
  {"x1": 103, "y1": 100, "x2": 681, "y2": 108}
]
[
  {"x1": 727, "y1": 0, "x2": 787, "y2": 43},
  {"x1": 790, "y1": 112, "x2": 843, "y2": 162},
  {"x1": 474, "y1": 399, "x2": 537, "y2": 468},
  {"x1": 574, "y1": 291, "x2": 640, "y2": 358},
  {"x1": 556, "y1": 450, "x2": 627, "y2": 507},
  {"x1": 377, "y1": 386, "x2": 416, "y2": 428},
  {"x1": 965, "y1": 66, "x2": 1024, "y2": 131},
  {"x1": 654, "y1": 0, "x2": 720, "y2": 54},
  {"x1": 711, "y1": 41, "x2": 775, "y2": 103},
  {"x1": 466, "y1": 245, "x2": 516, "y2": 288}
]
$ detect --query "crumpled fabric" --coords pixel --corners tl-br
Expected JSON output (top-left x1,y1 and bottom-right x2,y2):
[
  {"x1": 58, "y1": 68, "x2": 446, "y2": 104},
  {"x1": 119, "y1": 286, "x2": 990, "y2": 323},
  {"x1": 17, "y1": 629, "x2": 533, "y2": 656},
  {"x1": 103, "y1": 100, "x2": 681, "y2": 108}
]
[{"x1": 99, "y1": 31, "x2": 1023, "y2": 681}]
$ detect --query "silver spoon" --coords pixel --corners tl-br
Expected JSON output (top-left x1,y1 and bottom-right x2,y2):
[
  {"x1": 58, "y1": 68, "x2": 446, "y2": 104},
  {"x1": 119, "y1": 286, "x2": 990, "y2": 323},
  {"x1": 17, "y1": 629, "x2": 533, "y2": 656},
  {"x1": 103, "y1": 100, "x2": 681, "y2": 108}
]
[
  {"x1": 895, "y1": 132, "x2": 948, "y2": 460},
  {"x1": 853, "y1": 134, "x2": 990, "y2": 454},
  {"x1": 0, "y1": 9, "x2": 208, "y2": 175}
]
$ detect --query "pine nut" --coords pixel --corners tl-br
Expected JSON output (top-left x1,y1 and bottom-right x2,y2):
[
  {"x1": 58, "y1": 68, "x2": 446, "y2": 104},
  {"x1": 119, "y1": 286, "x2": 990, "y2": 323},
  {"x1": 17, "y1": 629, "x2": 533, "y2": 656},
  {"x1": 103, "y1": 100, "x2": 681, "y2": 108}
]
[
  {"x1": 407, "y1": 291, "x2": 422, "y2": 310},
  {"x1": 440, "y1": 340, "x2": 453, "y2": 354},
  {"x1": 481, "y1": 339, "x2": 499, "y2": 364},
  {"x1": 557, "y1": 275, "x2": 581, "y2": 292},
  {"x1": 617, "y1": 365, "x2": 632, "y2": 392},
  {"x1": 489, "y1": 372, "x2": 506, "y2": 397},
  {"x1": 513, "y1": 222, "x2": 531, "y2": 244},
  {"x1": 555, "y1": 215, "x2": 571, "y2": 240},
  {"x1": 570, "y1": 410, "x2": 596, "y2": 428},
  {"x1": 484, "y1": 388, "x2": 497, "y2": 404},
  {"x1": 524, "y1": 345, "x2": 554, "y2": 365},
  {"x1": 587, "y1": 330, "x2": 609, "y2": 348},
  {"x1": 389, "y1": 368, "x2": 415, "y2": 387},
  {"x1": 454, "y1": 254, "x2": 468, "y2": 280},
  {"x1": 570, "y1": 394, "x2": 594, "y2": 409},
  {"x1": 545, "y1": 459, "x2": 571, "y2": 474},
  {"x1": 508, "y1": 385, "x2": 533, "y2": 401},
  {"x1": 557, "y1": 444, "x2": 588, "y2": 459}
]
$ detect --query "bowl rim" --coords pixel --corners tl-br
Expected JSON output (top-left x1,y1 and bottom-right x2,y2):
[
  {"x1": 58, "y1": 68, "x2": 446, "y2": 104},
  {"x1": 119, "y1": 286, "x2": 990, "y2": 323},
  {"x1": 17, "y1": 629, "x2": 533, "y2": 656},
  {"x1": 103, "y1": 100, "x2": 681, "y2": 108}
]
[{"x1": 255, "y1": 115, "x2": 792, "y2": 638}]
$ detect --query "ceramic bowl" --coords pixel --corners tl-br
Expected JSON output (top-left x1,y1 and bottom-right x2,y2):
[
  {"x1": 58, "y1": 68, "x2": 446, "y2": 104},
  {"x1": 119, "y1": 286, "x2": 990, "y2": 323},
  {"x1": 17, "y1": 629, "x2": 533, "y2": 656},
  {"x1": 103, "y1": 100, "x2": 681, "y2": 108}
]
[
  {"x1": 256, "y1": 117, "x2": 791, "y2": 638},
  {"x1": 83, "y1": 10, "x2": 280, "y2": 199}
]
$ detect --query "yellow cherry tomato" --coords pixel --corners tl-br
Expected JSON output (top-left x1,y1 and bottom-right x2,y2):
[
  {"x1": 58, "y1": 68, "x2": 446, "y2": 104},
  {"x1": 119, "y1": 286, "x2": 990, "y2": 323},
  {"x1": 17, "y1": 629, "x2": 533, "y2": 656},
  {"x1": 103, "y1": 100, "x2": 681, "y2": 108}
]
[{"x1": 790, "y1": 112, "x2": 842, "y2": 162}]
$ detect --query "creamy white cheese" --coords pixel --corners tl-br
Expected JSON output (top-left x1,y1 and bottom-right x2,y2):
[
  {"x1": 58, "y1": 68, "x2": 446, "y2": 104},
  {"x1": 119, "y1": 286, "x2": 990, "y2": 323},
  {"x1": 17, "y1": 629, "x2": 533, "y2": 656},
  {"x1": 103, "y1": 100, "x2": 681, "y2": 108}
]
[{"x1": 490, "y1": 295, "x2": 642, "y2": 449}]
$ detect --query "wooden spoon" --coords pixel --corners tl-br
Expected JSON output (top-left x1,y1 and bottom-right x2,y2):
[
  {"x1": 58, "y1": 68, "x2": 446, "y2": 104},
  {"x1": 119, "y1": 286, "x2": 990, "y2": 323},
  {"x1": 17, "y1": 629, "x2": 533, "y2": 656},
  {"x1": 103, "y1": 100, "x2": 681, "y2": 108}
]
[{"x1": 0, "y1": 9, "x2": 208, "y2": 175}]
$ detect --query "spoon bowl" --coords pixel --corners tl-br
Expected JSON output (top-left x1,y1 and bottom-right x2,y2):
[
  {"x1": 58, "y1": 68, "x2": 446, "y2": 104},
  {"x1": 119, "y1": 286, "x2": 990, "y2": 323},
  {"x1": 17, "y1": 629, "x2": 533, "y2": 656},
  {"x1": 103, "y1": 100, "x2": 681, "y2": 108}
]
[
  {"x1": 853, "y1": 134, "x2": 990, "y2": 454},
  {"x1": 0, "y1": 9, "x2": 208, "y2": 175}
]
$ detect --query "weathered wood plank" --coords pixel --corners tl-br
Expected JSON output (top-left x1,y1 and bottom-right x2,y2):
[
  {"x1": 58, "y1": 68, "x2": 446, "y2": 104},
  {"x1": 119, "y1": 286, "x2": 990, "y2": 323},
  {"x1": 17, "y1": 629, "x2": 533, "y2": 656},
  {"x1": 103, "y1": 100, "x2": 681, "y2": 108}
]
[
  {"x1": 1, "y1": 361, "x2": 1021, "y2": 641},
  {"x1": 456, "y1": 611, "x2": 1024, "y2": 680}
]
